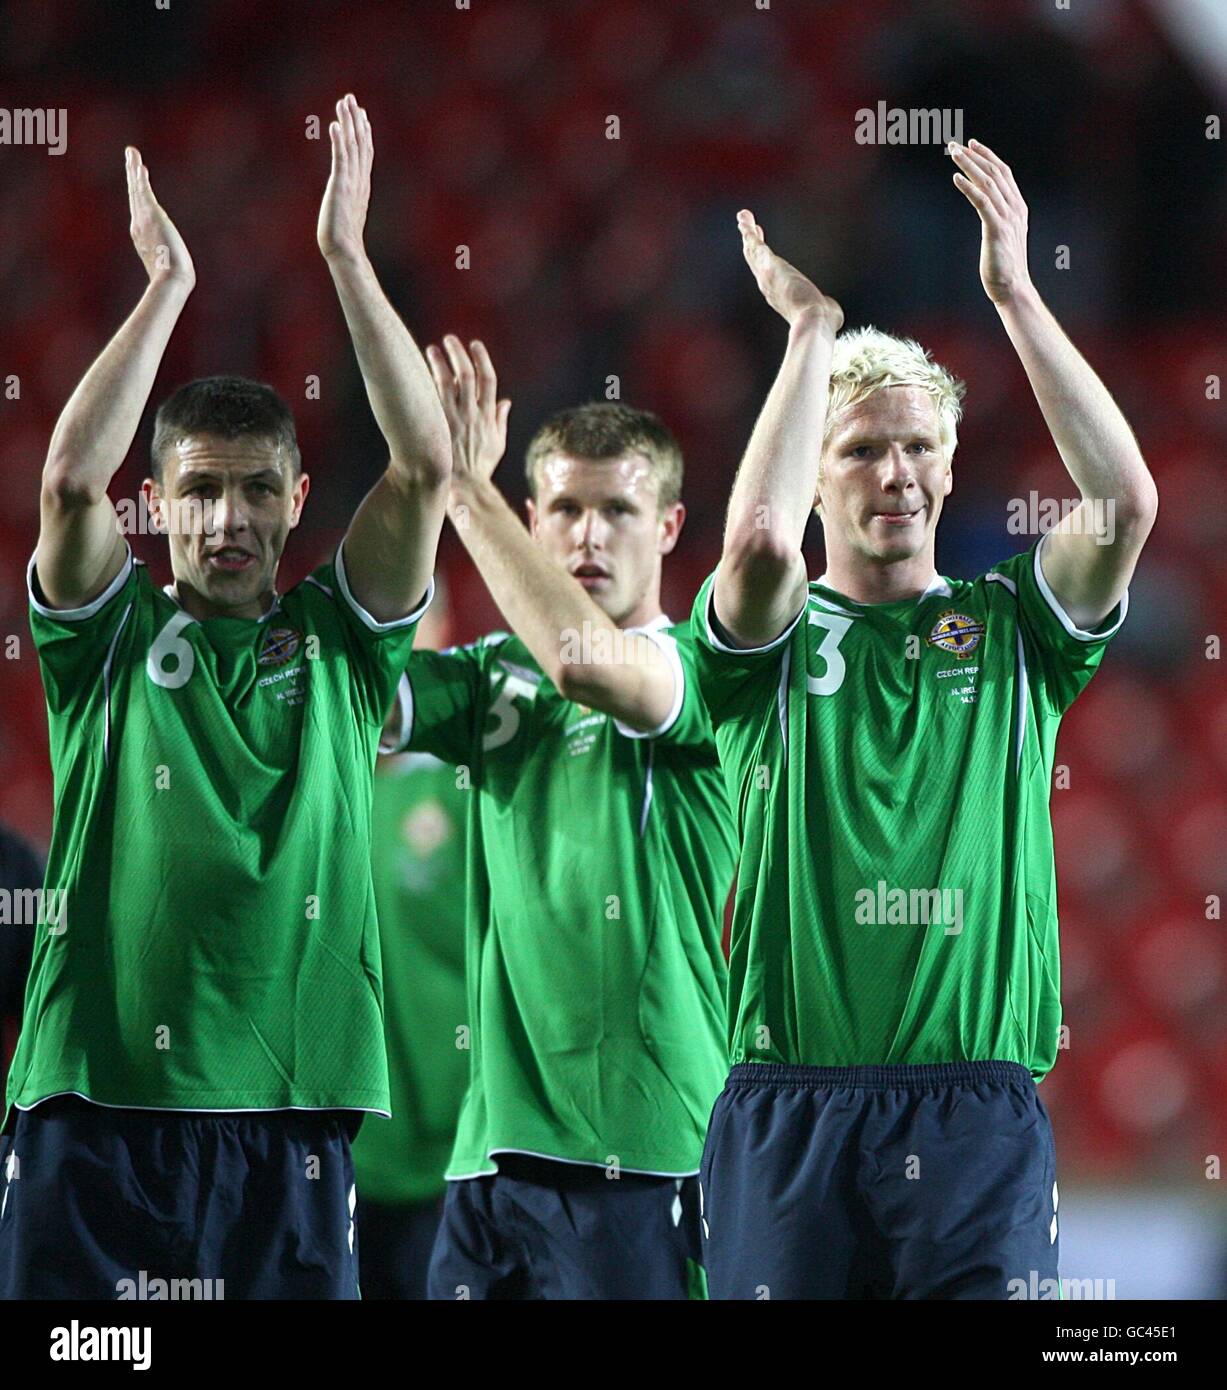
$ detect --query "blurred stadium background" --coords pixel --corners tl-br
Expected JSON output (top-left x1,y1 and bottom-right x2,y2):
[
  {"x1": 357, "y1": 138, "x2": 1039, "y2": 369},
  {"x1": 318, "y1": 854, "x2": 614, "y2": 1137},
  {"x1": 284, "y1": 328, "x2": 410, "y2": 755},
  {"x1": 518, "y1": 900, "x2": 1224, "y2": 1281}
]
[{"x1": 0, "y1": 0, "x2": 1223, "y2": 1298}]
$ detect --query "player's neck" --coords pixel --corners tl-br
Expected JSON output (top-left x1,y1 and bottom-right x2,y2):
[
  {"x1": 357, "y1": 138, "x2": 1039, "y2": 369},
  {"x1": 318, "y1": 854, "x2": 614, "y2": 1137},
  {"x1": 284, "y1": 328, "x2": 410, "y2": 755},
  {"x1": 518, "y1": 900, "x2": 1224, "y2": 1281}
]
[
  {"x1": 614, "y1": 589, "x2": 667, "y2": 631},
  {"x1": 170, "y1": 579, "x2": 278, "y2": 622},
  {"x1": 818, "y1": 552, "x2": 941, "y2": 605}
]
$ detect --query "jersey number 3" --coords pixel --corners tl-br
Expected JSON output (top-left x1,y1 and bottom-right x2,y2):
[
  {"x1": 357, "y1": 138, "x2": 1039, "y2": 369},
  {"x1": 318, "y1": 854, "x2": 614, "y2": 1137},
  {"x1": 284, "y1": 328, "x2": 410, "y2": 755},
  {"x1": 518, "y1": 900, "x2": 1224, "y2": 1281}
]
[{"x1": 807, "y1": 610, "x2": 851, "y2": 696}]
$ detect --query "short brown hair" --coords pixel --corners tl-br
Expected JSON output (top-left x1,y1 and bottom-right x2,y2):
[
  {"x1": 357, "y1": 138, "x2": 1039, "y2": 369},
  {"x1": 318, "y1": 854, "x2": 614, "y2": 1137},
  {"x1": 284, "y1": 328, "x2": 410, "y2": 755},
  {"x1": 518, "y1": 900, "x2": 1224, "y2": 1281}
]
[
  {"x1": 525, "y1": 402, "x2": 683, "y2": 509},
  {"x1": 151, "y1": 376, "x2": 301, "y2": 483}
]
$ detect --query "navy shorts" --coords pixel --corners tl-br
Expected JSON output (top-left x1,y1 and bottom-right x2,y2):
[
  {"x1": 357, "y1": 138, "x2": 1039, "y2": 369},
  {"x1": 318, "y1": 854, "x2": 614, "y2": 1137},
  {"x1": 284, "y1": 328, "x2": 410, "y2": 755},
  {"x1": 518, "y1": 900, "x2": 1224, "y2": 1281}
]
[
  {"x1": 355, "y1": 1194, "x2": 445, "y2": 1301},
  {"x1": 0, "y1": 1096, "x2": 361, "y2": 1300},
  {"x1": 700, "y1": 1061, "x2": 1059, "y2": 1300},
  {"x1": 427, "y1": 1153, "x2": 706, "y2": 1300}
]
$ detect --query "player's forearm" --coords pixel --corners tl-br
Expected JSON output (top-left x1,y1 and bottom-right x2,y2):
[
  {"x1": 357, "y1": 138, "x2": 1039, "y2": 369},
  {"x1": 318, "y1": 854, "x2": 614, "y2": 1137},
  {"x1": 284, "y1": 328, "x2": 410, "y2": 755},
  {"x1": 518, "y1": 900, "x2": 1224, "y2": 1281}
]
[
  {"x1": 448, "y1": 478, "x2": 600, "y2": 681},
  {"x1": 996, "y1": 283, "x2": 1157, "y2": 521},
  {"x1": 326, "y1": 251, "x2": 451, "y2": 486},
  {"x1": 726, "y1": 314, "x2": 837, "y2": 556},
  {"x1": 716, "y1": 312, "x2": 834, "y2": 641},
  {"x1": 44, "y1": 278, "x2": 192, "y2": 501},
  {"x1": 447, "y1": 478, "x2": 663, "y2": 709}
]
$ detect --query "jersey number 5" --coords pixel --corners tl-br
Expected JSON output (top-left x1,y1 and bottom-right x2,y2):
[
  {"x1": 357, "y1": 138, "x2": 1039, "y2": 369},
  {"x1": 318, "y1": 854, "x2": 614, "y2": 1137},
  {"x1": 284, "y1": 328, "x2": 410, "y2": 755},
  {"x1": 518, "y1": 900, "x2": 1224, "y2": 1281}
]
[
  {"x1": 807, "y1": 610, "x2": 851, "y2": 696},
  {"x1": 483, "y1": 672, "x2": 538, "y2": 751}
]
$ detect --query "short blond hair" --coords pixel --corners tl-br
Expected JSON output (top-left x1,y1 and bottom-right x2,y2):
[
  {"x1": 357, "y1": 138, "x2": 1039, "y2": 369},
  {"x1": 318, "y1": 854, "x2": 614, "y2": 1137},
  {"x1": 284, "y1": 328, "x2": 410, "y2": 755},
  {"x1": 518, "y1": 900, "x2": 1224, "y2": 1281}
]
[
  {"x1": 823, "y1": 325, "x2": 966, "y2": 463},
  {"x1": 525, "y1": 402, "x2": 683, "y2": 510}
]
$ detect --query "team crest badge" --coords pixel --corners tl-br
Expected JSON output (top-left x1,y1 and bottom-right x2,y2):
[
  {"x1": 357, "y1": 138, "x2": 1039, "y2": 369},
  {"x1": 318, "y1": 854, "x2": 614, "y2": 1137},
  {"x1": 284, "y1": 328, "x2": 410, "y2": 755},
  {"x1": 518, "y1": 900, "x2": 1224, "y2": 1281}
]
[
  {"x1": 927, "y1": 610, "x2": 984, "y2": 659},
  {"x1": 258, "y1": 626, "x2": 302, "y2": 667}
]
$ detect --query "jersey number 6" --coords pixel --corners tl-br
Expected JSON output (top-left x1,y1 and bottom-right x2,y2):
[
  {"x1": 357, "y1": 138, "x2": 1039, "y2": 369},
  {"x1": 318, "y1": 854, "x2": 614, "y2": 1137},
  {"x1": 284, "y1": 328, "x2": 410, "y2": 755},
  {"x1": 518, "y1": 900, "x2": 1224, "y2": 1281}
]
[{"x1": 147, "y1": 612, "x2": 197, "y2": 689}]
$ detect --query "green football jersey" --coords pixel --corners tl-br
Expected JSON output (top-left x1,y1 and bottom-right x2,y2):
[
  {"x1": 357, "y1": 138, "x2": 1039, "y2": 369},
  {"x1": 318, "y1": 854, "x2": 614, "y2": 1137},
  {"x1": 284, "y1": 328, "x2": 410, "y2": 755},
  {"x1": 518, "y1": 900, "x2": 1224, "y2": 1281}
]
[
  {"x1": 691, "y1": 534, "x2": 1128, "y2": 1081},
  {"x1": 351, "y1": 752, "x2": 469, "y2": 1204},
  {"x1": 390, "y1": 618, "x2": 737, "y2": 1177},
  {"x1": 7, "y1": 543, "x2": 428, "y2": 1121}
]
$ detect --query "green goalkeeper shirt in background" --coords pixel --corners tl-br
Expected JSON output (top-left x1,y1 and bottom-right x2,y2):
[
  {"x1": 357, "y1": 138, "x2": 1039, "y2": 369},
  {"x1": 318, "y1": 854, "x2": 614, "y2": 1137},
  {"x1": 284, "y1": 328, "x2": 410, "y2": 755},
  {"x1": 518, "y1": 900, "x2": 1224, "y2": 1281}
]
[
  {"x1": 351, "y1": 752, "x2": 468, "y2": 1204},
  {"x1": 691, "y1": 534, "x2": 1128, "y2": 1081},
  {"x1": 388, "y1": 618, "x2": 737, "y2": 1178},
  {"x1": 7, "y1": 544, "x2": 427, "y2": 1123}
]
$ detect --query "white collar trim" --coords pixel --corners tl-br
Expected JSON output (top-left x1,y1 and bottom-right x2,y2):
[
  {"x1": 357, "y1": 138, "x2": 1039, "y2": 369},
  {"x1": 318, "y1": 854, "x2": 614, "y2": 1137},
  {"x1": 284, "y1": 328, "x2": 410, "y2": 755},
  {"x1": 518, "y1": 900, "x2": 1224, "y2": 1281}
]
[
  {"x1": 632, "y1": 612, "x2": 672, "y2": 632},
  {"x1": 814, "y1": 571, "x2": 951, "y2": 603},
  {"x1": 162, "y1": 582, "x2": 281, "y2": 623}
]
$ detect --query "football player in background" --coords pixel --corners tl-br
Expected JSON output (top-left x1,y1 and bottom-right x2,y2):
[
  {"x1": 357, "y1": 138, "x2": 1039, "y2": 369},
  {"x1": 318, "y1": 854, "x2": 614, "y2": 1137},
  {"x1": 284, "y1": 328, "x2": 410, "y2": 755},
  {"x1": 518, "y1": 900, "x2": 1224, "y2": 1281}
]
[
  {"x1": 0, "y1": 825, "x2": 43, "y2": 1112},
  {"x1": 381, "y1": 337, "x2": 736, "y2": 1299},
  {"x1": 352, "y1": 578, "x2": 469, "y2": 1300}
]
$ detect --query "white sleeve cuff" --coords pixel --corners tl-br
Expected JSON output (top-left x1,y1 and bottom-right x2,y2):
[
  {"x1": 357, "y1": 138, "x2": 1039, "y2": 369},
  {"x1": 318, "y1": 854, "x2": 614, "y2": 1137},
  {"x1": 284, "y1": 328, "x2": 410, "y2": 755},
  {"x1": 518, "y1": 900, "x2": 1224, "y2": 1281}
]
[
  {"x1": 703, "y1": 566, "x2": 806, "y2": 655},
  {"x1": 1033, "y1": 532, "x2": 1130, "y2": 642},
  {"x1": 27, "y1": 544, "x2": 133, "y2": 621},
  {"x1": 613, "y1": 628, "x2": 685, "y2": 740},
  {"x1": 378, "y1": 671, "x2": 415, "y2": 754},
  {"x1": 334, "y1": 542, "x2": 435, "y2": 633}
]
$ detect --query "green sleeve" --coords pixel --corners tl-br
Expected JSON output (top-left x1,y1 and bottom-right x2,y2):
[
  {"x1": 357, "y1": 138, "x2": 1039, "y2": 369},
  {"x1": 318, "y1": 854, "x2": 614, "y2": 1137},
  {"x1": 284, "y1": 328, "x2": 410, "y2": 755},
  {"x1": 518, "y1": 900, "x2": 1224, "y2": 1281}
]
[
  {"x1": 323, "y1": 543, "x2": 434, "y2": 727},
  {"x1": 389, "y1": 642, "x2": 488, "y2": 766},
  {"x1": 688, "y1": 567, "x2": 806, "y2": 729},
  {"x1": 989, "y1": 536, "x2": 1128, "y2": 716},
  {"x1": 611, "y1": 624, "x2": 719, "y2": 753},
  {"x1": 27, "y1": 545, "x2": 141, "y2": 719}
]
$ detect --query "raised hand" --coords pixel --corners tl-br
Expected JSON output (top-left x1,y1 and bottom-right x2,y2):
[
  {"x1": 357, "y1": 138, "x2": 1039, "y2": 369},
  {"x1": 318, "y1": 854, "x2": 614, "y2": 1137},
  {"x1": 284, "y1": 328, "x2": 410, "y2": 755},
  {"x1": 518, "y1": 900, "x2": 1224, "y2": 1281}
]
[
  {"x1": 738, "y1": 210, "x2": 843, "y2": 333},
  {"x1": 950, "y1": 139, "x2": 1031, "y2": 306},
  {"x1": 318, "y1": 94, "x2": 372, "y2": 262},
  {"x1": 426, "y1": 336, "x2": 512, "y2": 489},
  {"x1": 126, "y1": 147, "x2": 194, "y2": 289}
]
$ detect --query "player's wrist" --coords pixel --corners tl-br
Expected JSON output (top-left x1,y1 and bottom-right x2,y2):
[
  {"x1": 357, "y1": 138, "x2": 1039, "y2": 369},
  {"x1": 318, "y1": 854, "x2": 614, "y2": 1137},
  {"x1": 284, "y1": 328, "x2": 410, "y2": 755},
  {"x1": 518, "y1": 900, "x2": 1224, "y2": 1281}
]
[
  {"x1": 447, "y1": 472, "x2": 498, "y2": 508},
  {"x1": 321, "y1": 242, "x2": 372, "y2": 275},
  {"x1": 788, "y1": 303, "x2": 841, "y2": 340},
  {"x1": 145, "y1": 268, "x2": 196, "y2": 300},
  {"x1": 989, "y1": 275, "x2": 1039, "y2": 312}
]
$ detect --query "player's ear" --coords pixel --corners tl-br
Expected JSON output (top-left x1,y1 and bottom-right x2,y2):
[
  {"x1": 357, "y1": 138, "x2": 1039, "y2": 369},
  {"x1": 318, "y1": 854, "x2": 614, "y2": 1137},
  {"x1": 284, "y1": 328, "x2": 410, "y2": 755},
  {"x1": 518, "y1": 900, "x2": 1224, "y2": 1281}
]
[
  {"x1": 289, "y1": 472, "x2": 310, "y2": 528},
  {"x1": 141, "y1": 478, "x2": 168, "y2": 535},
  {"x1": 658, "y1": 501, "x2": 684, "y2": 556},
  {"x1": 942, "y1": 459, "x2": 953, "y2": 497},
  {"x1": 525, "y1": 496, "x2": 539, "y2": 539},
  {"x1": 813, "y1": 446, "x2": 829, "y2": 514}
]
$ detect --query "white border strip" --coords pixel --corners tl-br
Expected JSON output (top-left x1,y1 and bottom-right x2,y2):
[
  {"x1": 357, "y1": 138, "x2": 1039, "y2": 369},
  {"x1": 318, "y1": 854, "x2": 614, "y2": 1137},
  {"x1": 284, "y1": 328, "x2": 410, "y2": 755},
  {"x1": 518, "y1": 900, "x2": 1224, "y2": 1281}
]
[
  {"x1": 378, "y1": 671, "x2": 415, "y2": 755},
  {"x1": 703, "y1": 567, "x2": 806, "y2": 656},
  {"x1": 1014, "y1": 630, "x2": 1029, "y2": 776},
  {"x1": 15, "y1": 1089, "x2": 391, "y2": 1119},
  {"x1": 777, "y1": 643, "x2": 792, "y2": 755},
  {"x1": 1033, "y1": 532, "x2": 1129, "y2": 642},
  {"x1": 986, "y1": 569, "x2": 1031, "y2": 778},
  {"x1": 638, "y1": 740, "x2": 655, "y2": 836},
  {"x1": 27, "y1": 546, "x2": 133, "y2": 621},
  {"x1": 446, "y1": 1146, "x2": 700, "y2": 1182},
  {"x1": 613, "y1": 626, "x2": 685, "y2": 740},
  {"x1": 102, "y1": 601, "x2": 134, "y2": 766},
  {"x1": 333, "y1": 542, "x2": 435, "y2": 633}
]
